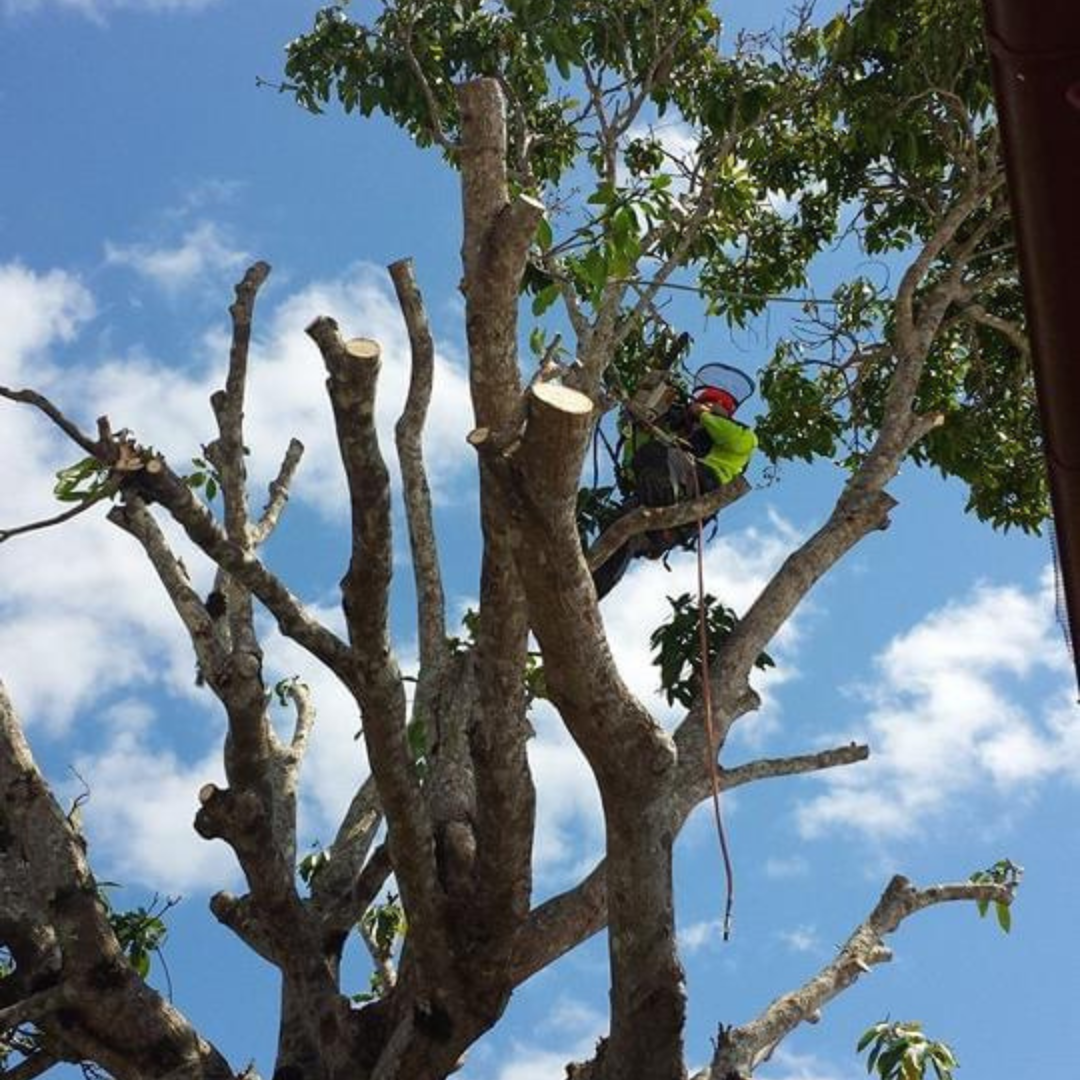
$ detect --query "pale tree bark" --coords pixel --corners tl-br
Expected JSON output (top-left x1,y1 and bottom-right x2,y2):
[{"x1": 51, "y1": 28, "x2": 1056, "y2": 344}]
[{"x1": 0, "y1": 682, "x2": 234, "y2": 1080}]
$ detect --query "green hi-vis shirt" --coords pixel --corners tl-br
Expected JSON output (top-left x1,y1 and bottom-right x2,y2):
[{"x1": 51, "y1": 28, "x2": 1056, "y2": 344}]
[
  {"x1": 620, "y1": 410, "x2": 756, "y2": 486},
  {"x1": 696, "y1": 411, "x2": 757, "y2": 484}
]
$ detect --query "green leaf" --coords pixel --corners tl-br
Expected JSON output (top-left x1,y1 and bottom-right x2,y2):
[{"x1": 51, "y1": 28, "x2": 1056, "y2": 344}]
[
  {"x1": 535, "y1": 215, "x2": 553, "y2": 251},
  {"x1": 995, "y1": 901, "x2": 1011, "y2": 933},
  {"x1": 532, "y1": 283, "x2": 560, "y2": 316},
  {"x1": 858, "y1": 1025, "x2": 883, "y2": 1054}
]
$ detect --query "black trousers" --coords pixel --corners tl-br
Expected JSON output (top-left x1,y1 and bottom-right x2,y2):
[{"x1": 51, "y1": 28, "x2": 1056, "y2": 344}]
[{"x1": 591, "y1": 445, "x2": 718, "y2": 599}]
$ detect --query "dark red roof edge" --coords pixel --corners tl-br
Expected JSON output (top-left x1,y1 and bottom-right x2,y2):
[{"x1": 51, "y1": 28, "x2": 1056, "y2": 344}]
[{"x1": 980, "y1": 1, "x2": 1080, "y2": 677}]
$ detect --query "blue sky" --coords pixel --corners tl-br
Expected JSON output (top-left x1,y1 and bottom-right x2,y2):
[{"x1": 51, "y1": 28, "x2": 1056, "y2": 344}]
[{"x1": 1, "y1": 2, "x2": 1078, "y2": 1079}]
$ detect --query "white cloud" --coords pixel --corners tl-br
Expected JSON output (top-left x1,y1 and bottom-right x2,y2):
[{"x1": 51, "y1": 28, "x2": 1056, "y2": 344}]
[
  {"x1": 763, "y1": 854, "x2": 810, "y2": 879},
  {"x1": 678, "y1": 916, "x2": 726, "y2": 955},
  {"x1": 528, "y1": 702, "x2": 604, "y2": 885},
  {"x1": 4, "y1": 0, "x2": 219, "y2": 19},
  {"x1": 70, "y1": 261, "x2": 474, "y2": 516},
  {"x1": 797, "y1": 574, "x2": 1079, "y2": 841},
  {"x1": 72, "y1": 714, "x2": 236, "y2": 894},
  {"x1": 0, "y1": 257, "x2": 475, "y2": 895},
  {"x1": 461, "y1": 1000, "x2": 605, "y2": 1080},
  {"x1": 777, "y1": 924, "x2": 820, "y2": 954},
  {"x1": 758, "y1": 1047, "x2": 860, "y2": 1080},
  {"x1": 0, "y1": 262, "x2": 203, "y2": 732},
  {"x1": 0, "y1": 262, "x2": 94, "y2": 383},
  {"x1": 539, "y1": 997, "x2": 606, "y2": 1039},
  {"x1": 600, "y1": 508, "x2": 805, "y2": 740},
  {"x1": 105, "y1": 221, "x2": 249, "y2": 293}
]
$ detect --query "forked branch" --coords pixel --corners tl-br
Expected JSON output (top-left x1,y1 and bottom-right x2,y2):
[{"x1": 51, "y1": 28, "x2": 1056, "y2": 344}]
[{"x1": 704, "y1": 874, "x2": 1018, "y2": 1079}]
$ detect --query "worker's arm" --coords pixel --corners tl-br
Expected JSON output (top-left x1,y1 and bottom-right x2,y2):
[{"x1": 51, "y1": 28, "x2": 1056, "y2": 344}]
[
  {"x1": 694, "y1": 408, "x2": 757, "y2": 484},
  {"x1": 698, "y1": 409, "x2": 757, "y2": 455}
]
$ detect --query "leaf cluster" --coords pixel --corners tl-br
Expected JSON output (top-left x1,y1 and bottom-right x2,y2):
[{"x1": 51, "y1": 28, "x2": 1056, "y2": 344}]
[
  {"x1": 353, "y1": 895, "x2": 407, "y2": 1003},
  {"x1": 286, "y1": 1, "x2": 720, "y2": 185},
  {"x1": 298, "y1": 842, "x2": 331, "y2": 888},
  {"x1": 969, "y1": 857, "x2": 1022, "y2": 933},
  {"x1": 756, "y1": 0, "x2": 1046, "y2": 532},
  {"x1": 54, "y1": 457, "x2": 111, "y2": 503},
  {"x1": 184, "y1": 457, "x2": 221, "y2": 503},
  {"x1": 857, "y1": 1021, "x2": 958, "y2": 1080},
  {"x1": 98, "y1": 887, "x2": 177, "y2": 981},
  {"x1": 650, "y1": 592, "x2": 773, "y2": 707}
]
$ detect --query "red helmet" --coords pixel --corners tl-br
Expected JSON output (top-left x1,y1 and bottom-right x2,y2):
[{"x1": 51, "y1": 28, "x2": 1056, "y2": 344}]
[{"x1": 695, "y1": 386, "x2": 738, "y2": 415}]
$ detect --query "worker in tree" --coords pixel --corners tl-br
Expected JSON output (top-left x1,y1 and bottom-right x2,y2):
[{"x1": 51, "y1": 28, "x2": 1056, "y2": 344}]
[{"x1": 592, "y1": 366, "x2": 757, "y2": 600}]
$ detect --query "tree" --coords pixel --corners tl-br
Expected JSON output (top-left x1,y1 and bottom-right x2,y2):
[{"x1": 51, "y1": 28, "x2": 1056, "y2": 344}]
[{"x1": 0, "y1": 2, "x2": 1032, "y2": 1079}]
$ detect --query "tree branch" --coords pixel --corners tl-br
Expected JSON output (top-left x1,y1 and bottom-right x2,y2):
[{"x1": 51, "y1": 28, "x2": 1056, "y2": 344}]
[
  {"x1": 511, "y1": 741, "x2": 869, "y2": 986},
  {"x1": 0, "y1": 479, "x2": 120, "y2": 543},
  {"x1": 251, "y1": 437, "x2": 305, "y2": 545},
  {"x1": 0, "y1": 386, "x2": 99, "y2": 456},
  {"x1": 508, "y1": 381, "x2": 687, "y2": 1080},
  {"x1": 388, "y1": 258, "x2": 448, "y2": 674},
  {"x1": 586, "y1": 477, "x2": 750, "y2": 573},
  {"x1": 126, "y1": 448, "x2": 353, "y2": 683},
  {"x1": 106, "y1": 497, "x2": 226, "y2": 692},
  {"x1": 305, "y1": 316, "x2": 448, "y2": 986},
  {"x1": 0, "y1": 682, "x2": 234, "y2": 1080},
  {"x1": 455, "y1": 76, "x2": 540, "y2": 986},
  {"x1": 706, "y1": 874, "x2": 1017, "y2": 1078},
  {"x1": 1, "y1": 1051, "x2": 60, "y2": 1080},
  {"x1": 0, "y1": 986, "x2": 67, "y2": 1034}
]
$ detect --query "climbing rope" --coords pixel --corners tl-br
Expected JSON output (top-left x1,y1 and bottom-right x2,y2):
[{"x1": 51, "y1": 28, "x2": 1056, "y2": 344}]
[
  {"x1": 588, "y1": 376, "x2": 739, "y2": 936},
  {"x1": 689, "y1": 459, "x2": 736, "y2": 941}
]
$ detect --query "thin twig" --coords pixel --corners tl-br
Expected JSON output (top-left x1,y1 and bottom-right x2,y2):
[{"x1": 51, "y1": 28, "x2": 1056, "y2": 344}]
[
  {"x1": 0, "y1": 481, "x2": 119, "y2": 543},
  {"x1": 0, "y1": 387, "x2": 99, "y2": 455}
]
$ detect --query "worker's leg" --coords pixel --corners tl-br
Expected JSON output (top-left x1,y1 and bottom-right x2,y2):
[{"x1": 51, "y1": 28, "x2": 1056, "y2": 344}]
[{"x1": 632, "y1": 442, "x2": 678, "y2": 507}]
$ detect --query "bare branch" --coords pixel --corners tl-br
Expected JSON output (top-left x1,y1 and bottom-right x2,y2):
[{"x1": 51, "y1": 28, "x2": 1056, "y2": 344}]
[
  {"x1": 124, "y1": 458, "x2": 353, "y2": 683},
  {"x1": 389, "y1": 258, "x2": 447, "y2": 672},
  {"x1": 305, "y1": 316, "x2": 449, "y2": 981},
  {"x1": 106, "y1": 497, "x2": 225, "y2": 690},
  {"x1": 679, "y1": 742, "x2": 870, "y2": 820},
  {"x1": 708, "y1": 874, "x2": 1017, "y2": 1078},
  {"x1": 205, "y1": 262, "x2": 271, "y2": 669},
  {"x1": 963, "y1": 303, "x2": 1030, "y2": 360},
  {"x1": 305, "y1": 321, "x2": 393, "y2": 651},
  {"x1": 0, "y1": 386, "x2": 98, "y2": 456},
  {"x1": 251, "y1": 437, "x2": 305, "y2": 545},
  {"x1": 208, "y1": 892, "x2": 277, "y2": 965},
  {"x1": 0, "y1": 479, "x2": 119, "y2": 543},
  {"x1": 284, "y1": 678, "x2": 316, "y2": 759},
  {"x1": 0, "y1": 986, "x2": 68, "y2": 1034},
  {"x1": 586, "y1": 477, "x2": 750, "y2": 573},
  {"x1": 1, "y1": 1051, "x2": 60, "y2": 1080},
  {"x1": 397, "y1": 16, "x2": 457, "y2": 152},
  {"x1": 0, "y1": 682, "x2": 234, "y2": 1080},
  {"x1": 510, "y1": 381, "x2": 688, "y2": 1077}
]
